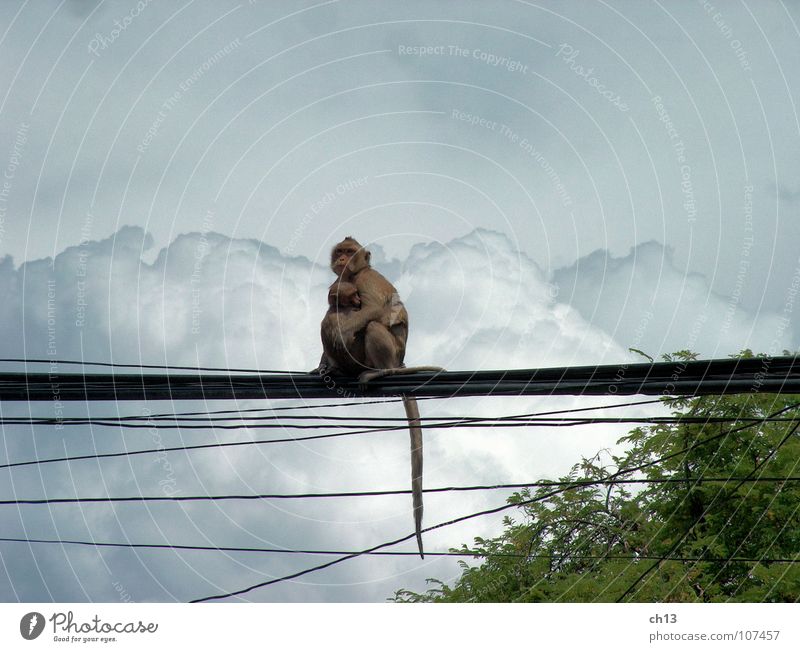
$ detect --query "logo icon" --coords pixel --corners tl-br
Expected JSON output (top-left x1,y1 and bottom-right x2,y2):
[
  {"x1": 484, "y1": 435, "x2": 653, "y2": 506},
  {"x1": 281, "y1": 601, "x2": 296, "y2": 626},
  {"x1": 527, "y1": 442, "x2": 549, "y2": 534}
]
[{"x1": 20, "y1": 612, "x2": 45, "y2": 640}]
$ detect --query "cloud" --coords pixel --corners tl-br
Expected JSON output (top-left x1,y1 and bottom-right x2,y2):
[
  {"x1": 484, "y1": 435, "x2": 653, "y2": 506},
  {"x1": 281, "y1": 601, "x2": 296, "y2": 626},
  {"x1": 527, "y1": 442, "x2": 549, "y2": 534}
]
[
  {"x1": 0, "y1": 226, "x2": 771, "y2": 601},
  {"x1": 0, "y1": 226, "x2": 629, "y2": 601},
  {"x1": 553, "y1": 241, "x2": 794, "y2": 359}
]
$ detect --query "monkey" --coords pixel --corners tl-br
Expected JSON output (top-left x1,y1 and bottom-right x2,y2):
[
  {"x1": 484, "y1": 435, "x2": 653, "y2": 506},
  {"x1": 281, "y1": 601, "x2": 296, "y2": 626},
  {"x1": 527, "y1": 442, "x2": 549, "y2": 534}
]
[
  {"x1": 312, "y1": 237, "x2": 443, "y2": 558},
  {"x1": 317, "y1": 280, "x2": 371, "y2": 375}
]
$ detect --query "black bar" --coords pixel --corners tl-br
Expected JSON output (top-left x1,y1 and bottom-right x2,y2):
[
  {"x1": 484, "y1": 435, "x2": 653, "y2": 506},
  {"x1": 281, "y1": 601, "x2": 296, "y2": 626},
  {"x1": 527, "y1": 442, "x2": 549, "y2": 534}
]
[{"x1": 0, "y1": 356, "x2": 798, "y2": 401}]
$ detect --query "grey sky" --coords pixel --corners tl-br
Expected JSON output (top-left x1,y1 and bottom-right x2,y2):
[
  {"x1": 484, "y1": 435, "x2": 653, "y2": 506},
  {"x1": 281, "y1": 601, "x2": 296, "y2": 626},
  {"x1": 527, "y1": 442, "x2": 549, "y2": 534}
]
[{"x1": 0, "y1": 0, "x2": 798, "y2": 602}]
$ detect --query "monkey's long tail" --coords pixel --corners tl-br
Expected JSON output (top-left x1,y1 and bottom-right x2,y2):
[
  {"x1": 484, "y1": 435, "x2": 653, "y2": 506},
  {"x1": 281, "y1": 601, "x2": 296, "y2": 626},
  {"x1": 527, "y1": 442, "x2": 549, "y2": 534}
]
[{"x1": 402, "y1": 395, "x2": 424, "y2": 559}]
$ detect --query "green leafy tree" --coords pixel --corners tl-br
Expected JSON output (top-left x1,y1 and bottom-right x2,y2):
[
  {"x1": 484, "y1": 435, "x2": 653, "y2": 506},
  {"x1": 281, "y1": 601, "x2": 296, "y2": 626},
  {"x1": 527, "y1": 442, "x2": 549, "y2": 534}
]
[{"x1": 393, "y1": 352, "x2": 800, "y2": 602}]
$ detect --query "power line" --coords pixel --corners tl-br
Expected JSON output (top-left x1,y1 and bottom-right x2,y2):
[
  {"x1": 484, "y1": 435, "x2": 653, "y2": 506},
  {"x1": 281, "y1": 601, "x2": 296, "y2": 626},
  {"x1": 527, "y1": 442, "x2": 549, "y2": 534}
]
[
  {"x1": 0, "y1": 536, "x2": 796, "y2": 563},
  {"x1": 0, "y1": 423, "x2": 413, "y2": 471},
  {"x1": 0, "y1": 357, "x2": 302, "y2": 375},
  {"x1": 2, "y1": 403, "x2": 794, "y2": 474},
  {"x1": 3, "y1": 355, "x2": 800, "y2": 401},
  {"x1": 3, "y1": 414, "x2": 794, "y2": 428},
  {"x1": 4, "y1": 476, "x2": 800, "y2": 506},
  {"x1": 1, "y1": 414, "x2": 782, "y2": 473},
  {"x1": 614, "y1": 414, "x2": 800, "y2": 603},
  {"x1": 0, "y1": 397, "x2": 666, "y2": 426},
  {"x1": 0, "y1": 398, "x2": 680, "y2": 472},
  {"x1": 190, "y1": 403, "x2": 799, "y2": 602},
  {"x1": 6, "y1": 396, "x2": 663, "y2": 425}
]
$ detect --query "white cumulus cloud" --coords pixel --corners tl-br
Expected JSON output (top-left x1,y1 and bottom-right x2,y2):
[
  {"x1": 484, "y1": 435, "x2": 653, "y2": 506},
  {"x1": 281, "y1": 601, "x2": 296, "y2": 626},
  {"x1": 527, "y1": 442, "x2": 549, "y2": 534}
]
[{"x1": 0, "y1": 227, "x2": 765, "y2": 602}]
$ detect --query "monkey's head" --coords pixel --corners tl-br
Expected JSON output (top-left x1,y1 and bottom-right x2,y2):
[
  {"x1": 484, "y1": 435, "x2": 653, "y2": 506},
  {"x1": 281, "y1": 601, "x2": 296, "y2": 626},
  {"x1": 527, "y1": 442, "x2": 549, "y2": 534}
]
[
  {"x1": 330, "y1": 237, "x2": 371, "y2": 278},
  {"x1": 328, "y1": 281, "x2": 361, "y2": 310}
]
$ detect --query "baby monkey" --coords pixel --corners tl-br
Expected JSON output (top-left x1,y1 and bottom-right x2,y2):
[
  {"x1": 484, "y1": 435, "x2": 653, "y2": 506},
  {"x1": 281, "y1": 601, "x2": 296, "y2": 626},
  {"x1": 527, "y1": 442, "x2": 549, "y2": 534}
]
[{"x1": 321, "y1": 281, "x2": 367, "y2": 373}]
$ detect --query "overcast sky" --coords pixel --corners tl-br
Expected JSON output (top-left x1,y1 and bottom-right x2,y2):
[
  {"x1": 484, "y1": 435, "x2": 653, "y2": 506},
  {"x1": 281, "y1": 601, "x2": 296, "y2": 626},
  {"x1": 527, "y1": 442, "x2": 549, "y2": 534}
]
[{"x1": 0, "y1": 0, "x2": 799, "y2": 602}]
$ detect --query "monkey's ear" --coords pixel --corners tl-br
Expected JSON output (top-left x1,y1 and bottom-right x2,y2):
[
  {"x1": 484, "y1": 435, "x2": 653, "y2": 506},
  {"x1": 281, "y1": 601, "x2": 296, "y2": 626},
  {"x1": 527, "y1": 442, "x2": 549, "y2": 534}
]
[{"x1": 365, "y1": 250, "x2": 371, "y2": 265}]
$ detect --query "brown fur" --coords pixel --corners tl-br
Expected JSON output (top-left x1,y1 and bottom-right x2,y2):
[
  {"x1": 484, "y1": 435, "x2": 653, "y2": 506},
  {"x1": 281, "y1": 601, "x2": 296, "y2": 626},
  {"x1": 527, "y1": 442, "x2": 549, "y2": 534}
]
[{"x1": 313, "y1": 237, "x2": 444, "y2": 558}]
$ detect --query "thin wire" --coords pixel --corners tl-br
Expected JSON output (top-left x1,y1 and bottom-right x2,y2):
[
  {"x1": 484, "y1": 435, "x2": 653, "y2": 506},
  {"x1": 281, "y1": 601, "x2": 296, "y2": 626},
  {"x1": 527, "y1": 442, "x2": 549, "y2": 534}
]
[
  {"x1": 4, "y1": 476, "x2": 800, "y2": 506},
  {"x1": 0, "y1": 400, "x2": 684, "y2": 472},
  {"x1": 614, "y1": 415, "x2": 800, "y2": 603},
  {"x1": 0, "y1": 415, "x2": 758, "y2": 472},
  {"x1": 3, "y1": 414, "x2": 791, "y2": 428},
  {"x1": 0, "y1": 423, "x2": 412, "y2": 471},
  {"x1": 0, "y1": 536, "x2": 796, "y2": 563},
  {"x1": 0, "y1": 357, "x2": 302, "y2": 374},
  {"x1": 190, "y1": 404, "x2": 800, "y2": 602},
  {"x1": 0, "y1": 396, "x2": 668, "y2": 423},
  {"x1": 1, "y1": 405, "x2": 792, "y2": 473}
]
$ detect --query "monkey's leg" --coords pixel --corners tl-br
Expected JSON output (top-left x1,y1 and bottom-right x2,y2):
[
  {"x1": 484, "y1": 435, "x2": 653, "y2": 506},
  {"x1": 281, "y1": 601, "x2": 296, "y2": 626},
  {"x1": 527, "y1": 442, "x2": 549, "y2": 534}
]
[
  {"x1": 402, "y1": 395, "x2": 424, "y2": 559},
  {"x1": 362, "y1": 321, "x2": 400, "y2": 369}
]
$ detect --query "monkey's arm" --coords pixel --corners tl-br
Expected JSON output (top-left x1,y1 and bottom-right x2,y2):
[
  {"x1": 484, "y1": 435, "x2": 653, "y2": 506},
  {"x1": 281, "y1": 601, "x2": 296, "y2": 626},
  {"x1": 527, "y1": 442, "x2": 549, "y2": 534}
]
[{"x1": 329, "y1": 303, "x2": 389, "y2": 352}]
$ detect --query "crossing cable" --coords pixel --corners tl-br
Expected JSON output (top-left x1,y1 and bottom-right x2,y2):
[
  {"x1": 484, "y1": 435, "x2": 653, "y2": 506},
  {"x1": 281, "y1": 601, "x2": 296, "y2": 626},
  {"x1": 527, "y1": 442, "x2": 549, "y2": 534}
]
[
  {"x1": 3, "y1": 476, "x2": 800, "y2": 506},
  {"x1": 0, "y1": 536, "x2": 797, "y2": 563},
  {"x1": 190, "y1": 403, "x2": 800, "y2": 602},
  {"x1": 3, "y1": 414, "x2": 796, "y2": 429},
  {"x1": 0, "y1": 405, "x2": 789, "y2": 474},
  {"x1": 0, "y1": 397, "x2": 668, "y2": 427},
  {"x1": 0, "y1": 399, "x2": 671, "y2": 472},
  {"x1": 614, "y1": 414, "x2": 800, "y2": 603},
  {"x1": 0, "y1": 396, "x2": 664, "y2": 424}
]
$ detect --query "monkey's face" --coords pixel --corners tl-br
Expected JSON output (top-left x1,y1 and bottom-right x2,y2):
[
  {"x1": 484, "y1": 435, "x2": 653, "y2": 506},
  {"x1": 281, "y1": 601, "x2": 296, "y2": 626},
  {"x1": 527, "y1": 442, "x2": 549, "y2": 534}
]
[{"x1": 330, "y1": 238, "x2": 370, "y2": 276}]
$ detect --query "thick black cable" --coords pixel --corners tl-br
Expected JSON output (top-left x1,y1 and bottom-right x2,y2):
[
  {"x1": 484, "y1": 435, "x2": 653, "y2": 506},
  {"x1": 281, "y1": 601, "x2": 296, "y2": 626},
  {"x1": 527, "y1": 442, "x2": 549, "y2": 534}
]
[
  {"x1": 5, "y1": 356, "x2": 800, "y2": 401},
  {"x1": 1, "y1": 536, "x2": 797, "y2": 563},
  {"x1": 4, "y1": 476, "x2": 800, "y2": 506}
]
